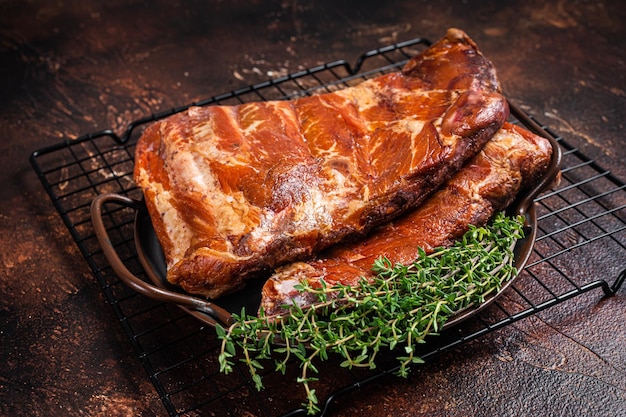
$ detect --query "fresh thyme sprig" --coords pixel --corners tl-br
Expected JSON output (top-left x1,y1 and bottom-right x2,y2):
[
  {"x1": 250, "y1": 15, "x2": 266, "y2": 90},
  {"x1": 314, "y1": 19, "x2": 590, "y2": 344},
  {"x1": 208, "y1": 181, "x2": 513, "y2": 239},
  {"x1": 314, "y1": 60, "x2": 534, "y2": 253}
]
[{"x1": 217, "y1": 212, "x2": 525, "y2": 414}]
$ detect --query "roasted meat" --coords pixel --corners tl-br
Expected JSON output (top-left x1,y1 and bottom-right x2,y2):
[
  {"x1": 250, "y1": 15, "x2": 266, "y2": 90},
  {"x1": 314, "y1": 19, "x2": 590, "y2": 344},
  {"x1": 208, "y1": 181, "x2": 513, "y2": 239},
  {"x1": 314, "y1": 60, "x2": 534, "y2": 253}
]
[
  {"x1": 259, "y1": 122, "x2": 553, "y2": 316},
  {"x1": 133, "y1": 28, "x2": 508, "y2": 298}
]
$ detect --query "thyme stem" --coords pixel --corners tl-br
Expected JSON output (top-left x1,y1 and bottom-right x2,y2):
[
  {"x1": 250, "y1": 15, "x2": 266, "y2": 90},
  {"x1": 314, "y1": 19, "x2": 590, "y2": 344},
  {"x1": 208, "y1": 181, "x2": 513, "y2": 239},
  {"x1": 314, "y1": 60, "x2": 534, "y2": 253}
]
[{"x1": 217, "y1": 212, "x2": 525, "y2": 415}]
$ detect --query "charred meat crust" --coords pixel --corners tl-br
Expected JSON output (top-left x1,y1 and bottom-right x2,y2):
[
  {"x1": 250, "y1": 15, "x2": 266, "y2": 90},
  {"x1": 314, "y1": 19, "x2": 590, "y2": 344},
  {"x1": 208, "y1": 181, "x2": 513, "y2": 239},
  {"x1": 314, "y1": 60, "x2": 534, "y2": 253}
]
[{"x1": 134, "y1": 28, "x2": 509, "y2": 298}]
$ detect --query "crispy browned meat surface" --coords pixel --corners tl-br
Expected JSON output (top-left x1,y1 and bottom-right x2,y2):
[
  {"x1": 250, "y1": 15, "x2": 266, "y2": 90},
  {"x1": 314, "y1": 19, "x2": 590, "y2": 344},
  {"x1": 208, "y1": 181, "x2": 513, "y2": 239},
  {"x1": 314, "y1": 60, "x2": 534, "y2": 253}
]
[
  {"x1": 260, "y1": 123, "x2": 553, "y2": 316},
  {"x1": 134, "y1": 28, "x2": 508, "y2": 298}
]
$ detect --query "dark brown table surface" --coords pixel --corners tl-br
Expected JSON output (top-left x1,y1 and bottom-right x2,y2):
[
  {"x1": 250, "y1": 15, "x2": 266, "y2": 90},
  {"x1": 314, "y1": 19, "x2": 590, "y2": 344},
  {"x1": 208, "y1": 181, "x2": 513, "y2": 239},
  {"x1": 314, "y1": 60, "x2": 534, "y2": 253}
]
[{"x1": 2, "y1": 1, "x2": 625, "y2": 416}]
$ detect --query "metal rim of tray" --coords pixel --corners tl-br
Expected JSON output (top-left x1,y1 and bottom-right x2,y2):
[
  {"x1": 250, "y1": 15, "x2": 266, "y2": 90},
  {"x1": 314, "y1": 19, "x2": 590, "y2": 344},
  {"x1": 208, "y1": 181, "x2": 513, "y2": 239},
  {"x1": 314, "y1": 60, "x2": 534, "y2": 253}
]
[{"x1": 89, "y1": 102, "x2": 563, "y2": 331}]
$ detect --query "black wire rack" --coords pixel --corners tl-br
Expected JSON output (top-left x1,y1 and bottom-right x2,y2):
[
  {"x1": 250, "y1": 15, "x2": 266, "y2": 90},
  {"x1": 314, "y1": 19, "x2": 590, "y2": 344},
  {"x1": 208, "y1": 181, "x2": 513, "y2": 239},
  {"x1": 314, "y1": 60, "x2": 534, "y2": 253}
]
[{"x1": 30, "y1": 37, "x2": 625, "y2": 417}]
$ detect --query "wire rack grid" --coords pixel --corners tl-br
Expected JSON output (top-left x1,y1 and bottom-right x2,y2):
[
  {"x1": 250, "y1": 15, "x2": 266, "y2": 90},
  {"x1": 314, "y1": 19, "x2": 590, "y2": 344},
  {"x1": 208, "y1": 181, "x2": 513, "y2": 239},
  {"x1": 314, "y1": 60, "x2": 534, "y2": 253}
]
[{"x1": 30, "y1": 37, "x2": 625, "y2": 417}]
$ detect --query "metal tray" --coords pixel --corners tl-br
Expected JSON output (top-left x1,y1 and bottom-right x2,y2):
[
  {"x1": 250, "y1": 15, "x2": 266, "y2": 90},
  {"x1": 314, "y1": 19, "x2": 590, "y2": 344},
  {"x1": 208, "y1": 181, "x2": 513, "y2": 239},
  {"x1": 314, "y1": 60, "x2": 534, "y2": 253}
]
[{"x1": 89, "y1": 103, "x2": 562, "y2": 329}]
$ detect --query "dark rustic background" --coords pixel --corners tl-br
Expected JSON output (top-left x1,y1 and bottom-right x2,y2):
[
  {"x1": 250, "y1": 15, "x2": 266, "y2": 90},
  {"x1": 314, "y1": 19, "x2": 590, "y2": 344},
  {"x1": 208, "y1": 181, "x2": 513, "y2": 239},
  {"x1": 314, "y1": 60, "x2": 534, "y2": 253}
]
[{"x1": 1, "y1": 1, "x2": 625, "y2": 416}]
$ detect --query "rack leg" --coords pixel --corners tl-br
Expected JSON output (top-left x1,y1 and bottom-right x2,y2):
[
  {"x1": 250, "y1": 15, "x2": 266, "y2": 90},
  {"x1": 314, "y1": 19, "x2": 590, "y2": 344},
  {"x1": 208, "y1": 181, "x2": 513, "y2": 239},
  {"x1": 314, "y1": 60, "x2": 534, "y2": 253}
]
[{"x1": 607, "y1": 267, "x2": 626, "y2": 295}]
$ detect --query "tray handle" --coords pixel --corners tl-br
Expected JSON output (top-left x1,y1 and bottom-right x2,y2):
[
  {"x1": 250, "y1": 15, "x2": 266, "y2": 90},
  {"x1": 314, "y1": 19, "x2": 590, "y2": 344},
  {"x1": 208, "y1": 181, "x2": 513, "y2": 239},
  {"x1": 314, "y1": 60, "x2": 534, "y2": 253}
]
[
  {"x1": 90, "y1": 193, "x2": 233, "y2": 326},
  {"x1": 509, "y1": 102, "x2": 563, "y2": 218}
]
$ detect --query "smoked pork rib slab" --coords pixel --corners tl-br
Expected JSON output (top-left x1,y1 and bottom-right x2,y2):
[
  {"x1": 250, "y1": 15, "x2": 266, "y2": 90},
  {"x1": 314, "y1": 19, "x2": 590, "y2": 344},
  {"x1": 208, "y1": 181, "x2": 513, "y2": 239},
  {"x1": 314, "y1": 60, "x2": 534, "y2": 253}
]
[
  {"x1": 133, "y1": 29, "x2": 508, "y2": 298},
  {"x1": 260, "y1": 122, "x2": 553, "y2": 316}
]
